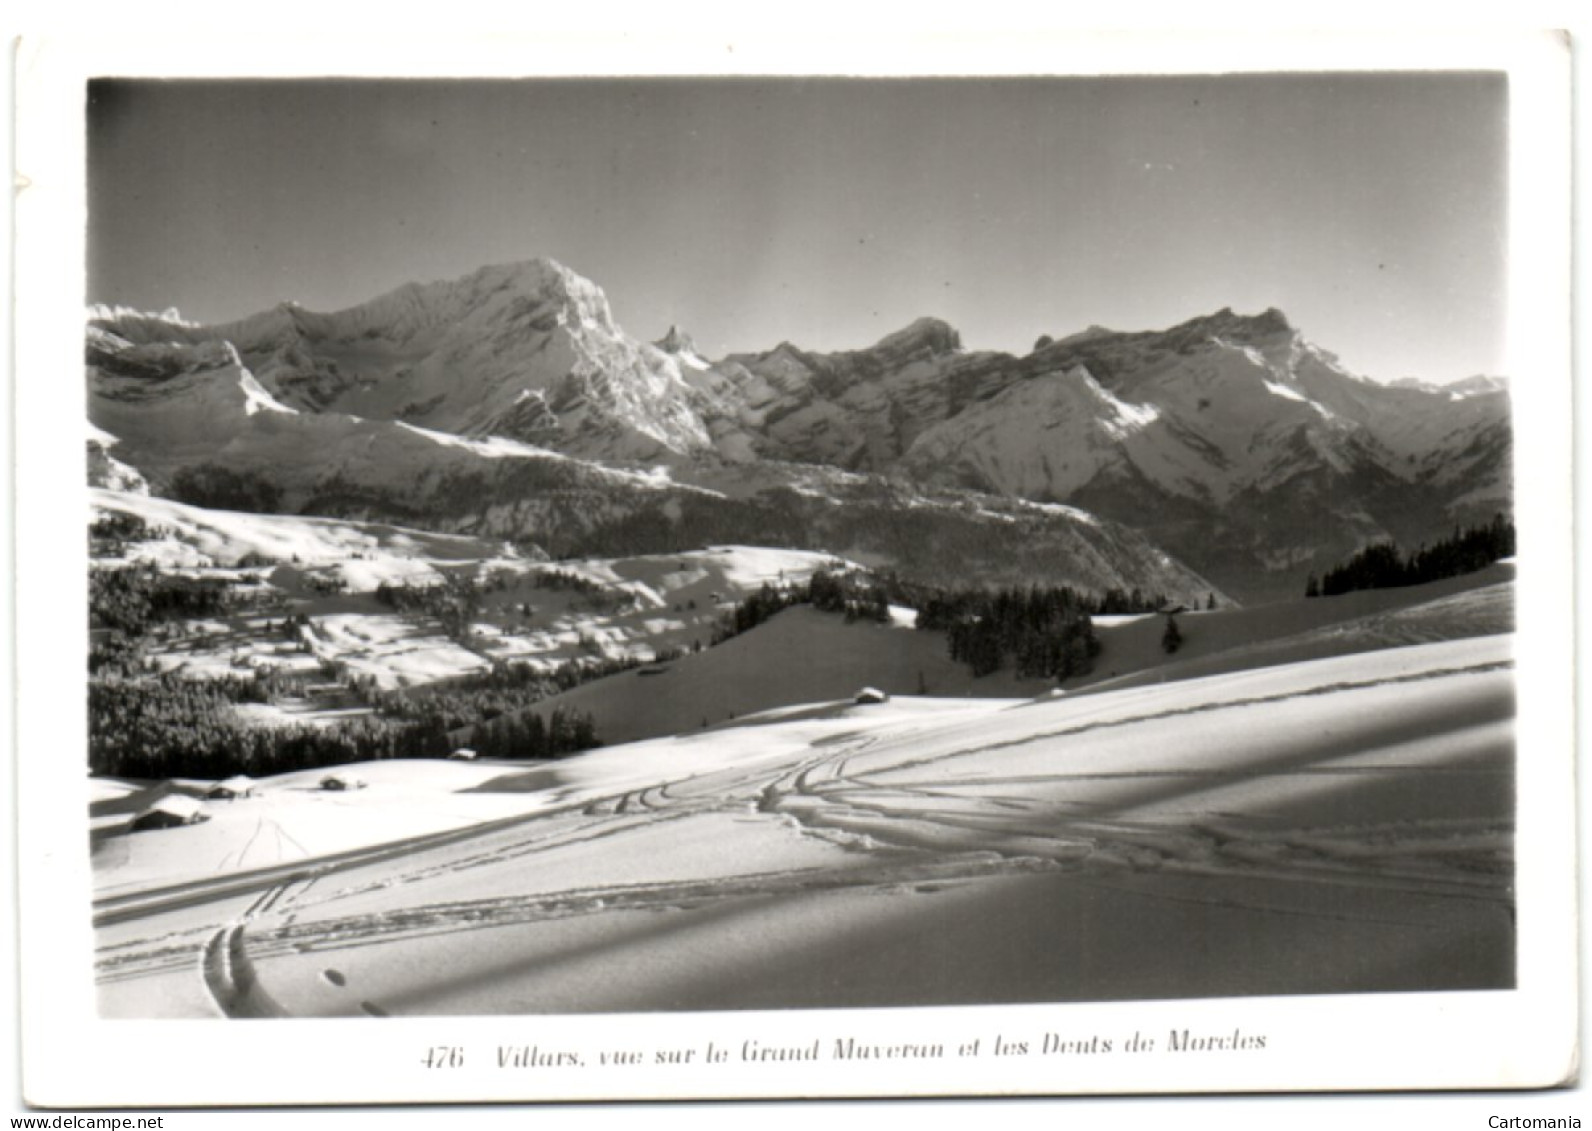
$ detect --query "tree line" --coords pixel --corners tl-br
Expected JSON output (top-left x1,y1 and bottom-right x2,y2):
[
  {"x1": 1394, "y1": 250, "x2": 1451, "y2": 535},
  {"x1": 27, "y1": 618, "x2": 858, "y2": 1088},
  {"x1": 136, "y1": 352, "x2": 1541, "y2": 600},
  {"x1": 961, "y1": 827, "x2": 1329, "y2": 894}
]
[
  {"x1": 373, "y1": 566, "x2": 630, "y2": 640},
  {"x1": 712, "y1": 569, "x2": 1167, "y2": 683},
  {"x1": 371, "y1": 654, "x2": 641, "y2": 733},
  {"x1": 89, "y1": 662, "x2": 606, "y2": 779},
  {"x1": 89, "y1": 672, "x2": 439, "y2": 779},
  {"x1": 464, "y1": 705, "x2": 600, "y2": 760},
  {"x1": 88, "y1": 544, "x2": 1178, "y2": 778},
  {"x1": 915, "y1": 584, "x2": 1113, "y2": 680},
  {"x1": 374, "y1": 572, "x2": 494, "y2": 640},
  {"x1": 90, "y1": 511, "x2": 174, "y2": 559},
  {"x1": 707, "y1": 567, "x2": 888, "y2": 646},
  {"x1": 91, "y1": 564, "x2": 235, "y2": 637},
  {"x1": 91, "y1": 564, "x2": 246, "y2": 677},
  {"x1": 809, "y1": 568, "x2": 893, "y2": 624},
  {"x1": 168, "y1": 463, "x2": 284, "y2": 514},
  {"x1": 1306, "y1": 515, "x2": 1515, "y2": 598},
  {"x1": 89, "y1": 562, "x2": 618, "y2": 778}
]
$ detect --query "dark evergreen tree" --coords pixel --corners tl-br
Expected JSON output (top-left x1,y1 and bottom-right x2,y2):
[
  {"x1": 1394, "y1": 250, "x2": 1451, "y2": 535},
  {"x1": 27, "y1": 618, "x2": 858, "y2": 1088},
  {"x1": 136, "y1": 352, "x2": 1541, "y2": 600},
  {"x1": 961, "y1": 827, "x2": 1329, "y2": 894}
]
[
  {"x1": 1315, "y1": 515, "x2": 1514, "y2": 597},
  {"x1": 932, "y1": 582, "x2": 1103, "y2": 681}
]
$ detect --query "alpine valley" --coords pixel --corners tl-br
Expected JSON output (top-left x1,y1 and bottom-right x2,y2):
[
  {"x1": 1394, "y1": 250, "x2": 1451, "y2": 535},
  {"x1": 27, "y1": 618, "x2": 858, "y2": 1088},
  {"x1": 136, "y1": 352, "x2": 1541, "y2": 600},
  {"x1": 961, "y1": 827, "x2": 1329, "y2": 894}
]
[
  {"x1": 87, "y1": 258, "x2": 1510, "y2": 604},
  {"x1": 86, "y1": 258, "x2": 1522, "y2": 1024}
]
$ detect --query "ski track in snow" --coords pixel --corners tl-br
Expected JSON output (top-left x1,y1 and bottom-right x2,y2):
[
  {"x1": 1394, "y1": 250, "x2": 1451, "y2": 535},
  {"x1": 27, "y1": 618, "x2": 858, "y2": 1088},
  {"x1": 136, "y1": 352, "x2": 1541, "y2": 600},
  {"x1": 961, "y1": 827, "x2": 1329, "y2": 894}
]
[{"x1": 94, "y1": 644, "x2": 1515, "y2": 1017}]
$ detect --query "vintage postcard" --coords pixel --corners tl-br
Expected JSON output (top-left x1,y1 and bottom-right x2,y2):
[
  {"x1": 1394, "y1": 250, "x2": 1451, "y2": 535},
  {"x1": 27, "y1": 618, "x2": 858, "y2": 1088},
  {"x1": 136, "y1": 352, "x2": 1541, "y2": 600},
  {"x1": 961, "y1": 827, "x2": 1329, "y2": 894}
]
[{"x1": 12, "y1": 27, "x2": 1577, "y2": 1109}]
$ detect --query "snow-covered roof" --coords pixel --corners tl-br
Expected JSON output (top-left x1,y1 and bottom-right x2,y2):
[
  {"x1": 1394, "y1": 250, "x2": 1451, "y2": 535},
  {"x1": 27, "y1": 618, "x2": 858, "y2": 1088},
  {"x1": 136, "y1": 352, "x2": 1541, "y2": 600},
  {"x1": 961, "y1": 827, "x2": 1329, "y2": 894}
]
[{"x1": 135, "y1": 795, "x2": 205, "y2": 822}]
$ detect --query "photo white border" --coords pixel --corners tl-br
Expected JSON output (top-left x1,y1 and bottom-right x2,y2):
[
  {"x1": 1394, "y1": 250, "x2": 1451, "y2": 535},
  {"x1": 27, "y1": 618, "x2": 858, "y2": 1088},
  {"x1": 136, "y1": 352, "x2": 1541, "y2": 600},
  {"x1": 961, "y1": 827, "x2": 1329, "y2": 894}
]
[{"x1": 11, "y1": 26, "x2": 1578, "y2": 1109}]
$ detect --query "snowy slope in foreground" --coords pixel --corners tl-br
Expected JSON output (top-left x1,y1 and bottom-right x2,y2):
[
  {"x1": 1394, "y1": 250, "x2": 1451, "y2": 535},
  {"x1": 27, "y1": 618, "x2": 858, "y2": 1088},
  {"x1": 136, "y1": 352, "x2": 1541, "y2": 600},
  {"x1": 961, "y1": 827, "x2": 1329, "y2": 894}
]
[{"x1": 96, "y1": 634, "x2": 1513, "y2": 1017}]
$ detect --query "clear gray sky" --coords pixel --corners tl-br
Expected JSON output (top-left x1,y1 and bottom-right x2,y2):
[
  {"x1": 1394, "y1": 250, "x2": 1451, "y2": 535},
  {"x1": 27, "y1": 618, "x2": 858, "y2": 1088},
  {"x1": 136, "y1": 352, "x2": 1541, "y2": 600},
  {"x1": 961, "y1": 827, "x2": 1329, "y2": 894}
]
[{"x1": 88, "y1": 74, "x2": 1506, "y2": 383}]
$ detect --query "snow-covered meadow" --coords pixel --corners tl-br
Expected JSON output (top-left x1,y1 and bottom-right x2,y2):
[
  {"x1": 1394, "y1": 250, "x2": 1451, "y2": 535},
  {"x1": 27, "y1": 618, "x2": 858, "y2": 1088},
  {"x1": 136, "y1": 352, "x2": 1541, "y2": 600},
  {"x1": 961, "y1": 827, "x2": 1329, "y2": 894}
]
[
  {"x1": 86, "y1": 493, "x2": 1517, "y2": 1018},
  {"x1": 93, "y1": 488, "x2": 851, "y2": 692},
  {"x1": 95, "y1": 630, "x2": 1513, "y2": 1018}
]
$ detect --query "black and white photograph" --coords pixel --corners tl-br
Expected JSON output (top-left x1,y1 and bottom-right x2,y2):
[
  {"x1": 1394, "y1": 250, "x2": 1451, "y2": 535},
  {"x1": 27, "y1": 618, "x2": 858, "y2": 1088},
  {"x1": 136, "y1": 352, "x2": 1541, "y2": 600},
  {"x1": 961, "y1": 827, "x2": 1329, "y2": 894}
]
[{"x1": 11, "y1": 26, "x2": 1579, "y2": 1110}]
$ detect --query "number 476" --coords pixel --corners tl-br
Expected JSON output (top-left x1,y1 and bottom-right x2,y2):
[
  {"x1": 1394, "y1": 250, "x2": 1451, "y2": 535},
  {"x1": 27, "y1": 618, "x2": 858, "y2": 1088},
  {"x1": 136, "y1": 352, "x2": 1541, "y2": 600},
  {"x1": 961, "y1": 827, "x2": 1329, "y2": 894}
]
[{"x1": 422, "y1": 1046, "x2": 465, "y2": 1069}]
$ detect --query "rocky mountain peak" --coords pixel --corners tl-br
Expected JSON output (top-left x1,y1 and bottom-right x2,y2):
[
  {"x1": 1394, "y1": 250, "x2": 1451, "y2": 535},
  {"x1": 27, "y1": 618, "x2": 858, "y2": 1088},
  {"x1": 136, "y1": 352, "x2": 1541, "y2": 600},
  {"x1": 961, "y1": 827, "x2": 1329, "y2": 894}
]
[
  {"x1": 872, "y1": 317, "x2": 962, "y2": 359},
  {"x1": 1171, "y1": 306, "x2": 1295, "y2": 345},
  {"x1": 654, "y1": 324, "x2": 700, "y2": 356},
  {"x1": 467, "y1": 257, "x2": 580, "y2": 298},
  {"x1": 1445, "y1": 375, "x2": 1510, "y2": 397},
  {"x1": 447, "y1": 259, "x2": 615, "y2": 327},
  {"x1": 83, "y1": 256, "x2": 1511, "y2": 605}
]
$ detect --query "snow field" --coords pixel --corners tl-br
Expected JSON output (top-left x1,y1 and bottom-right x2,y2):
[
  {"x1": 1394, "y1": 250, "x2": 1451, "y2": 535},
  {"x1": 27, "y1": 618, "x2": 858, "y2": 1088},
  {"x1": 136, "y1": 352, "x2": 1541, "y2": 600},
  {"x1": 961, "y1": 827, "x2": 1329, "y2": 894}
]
[
  {"x1": 96, "y1": 486, "x2": 858, "y2": 692},
  {"x1": 94, "y1": 633, "x2": 1514, "y2": 1017}
]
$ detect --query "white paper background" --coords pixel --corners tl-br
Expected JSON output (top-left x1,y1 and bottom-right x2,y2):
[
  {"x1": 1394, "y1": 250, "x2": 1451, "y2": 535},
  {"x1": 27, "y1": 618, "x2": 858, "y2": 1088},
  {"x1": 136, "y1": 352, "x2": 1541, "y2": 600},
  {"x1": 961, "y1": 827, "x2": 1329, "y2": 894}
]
[{"x1": 5, "y1": 5, "x2": 1586, "y2": 1126}]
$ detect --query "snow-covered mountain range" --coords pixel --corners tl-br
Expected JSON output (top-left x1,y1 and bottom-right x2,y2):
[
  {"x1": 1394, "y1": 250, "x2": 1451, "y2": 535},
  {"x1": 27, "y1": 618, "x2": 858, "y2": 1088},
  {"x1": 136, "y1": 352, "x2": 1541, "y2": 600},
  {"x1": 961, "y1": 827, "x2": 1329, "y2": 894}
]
[
  {"x1": 87, "y1": 258, "x2": 1510, "y2": 602},
  {"x1": 691, "y1": 305, "x2": 1510, "y2": 598},
  {"x1": 90, "y1": 260, "x2": 717, "y2": 461}
]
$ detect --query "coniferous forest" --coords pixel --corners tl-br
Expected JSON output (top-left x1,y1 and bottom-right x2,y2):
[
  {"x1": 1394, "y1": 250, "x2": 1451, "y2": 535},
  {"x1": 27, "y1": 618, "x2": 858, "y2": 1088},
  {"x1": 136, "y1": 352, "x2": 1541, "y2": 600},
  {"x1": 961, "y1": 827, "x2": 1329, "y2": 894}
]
[
  {"x1": 88, "y1": 559, "x2": 609, "y2": 778},
  {"x1": 1306, "y1": 515, "x2": 1515, "y2": 598},
  {"x1": 916, "y1": 584, "x2": 1133, "y2": 680},
  {"x1": 88, "y1": 541, "x2": 1170, "y2": 779},
  {"x1": 88, "y1": 660, "x2": 608, "y2": 780}
]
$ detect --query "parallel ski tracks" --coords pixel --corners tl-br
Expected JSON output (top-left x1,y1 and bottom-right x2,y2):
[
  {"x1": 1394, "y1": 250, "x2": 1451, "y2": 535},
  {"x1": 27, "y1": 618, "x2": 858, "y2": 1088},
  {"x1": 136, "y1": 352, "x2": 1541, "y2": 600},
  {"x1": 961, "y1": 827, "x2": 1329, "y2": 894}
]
[{"x1": 98, "y1": 658, "x2": 1515, "y2": 1017}]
